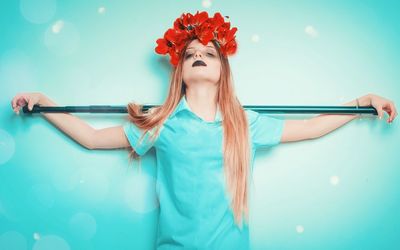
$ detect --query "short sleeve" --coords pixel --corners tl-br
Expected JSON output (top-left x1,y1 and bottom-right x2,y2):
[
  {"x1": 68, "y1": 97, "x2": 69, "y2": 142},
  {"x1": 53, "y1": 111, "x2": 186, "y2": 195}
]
[
  {"x1": 246, "y1": 110, "x2": 285, "y2": 150},
  {"x1": 123, "y1": 121, "x2": 157, "y2": 156}
]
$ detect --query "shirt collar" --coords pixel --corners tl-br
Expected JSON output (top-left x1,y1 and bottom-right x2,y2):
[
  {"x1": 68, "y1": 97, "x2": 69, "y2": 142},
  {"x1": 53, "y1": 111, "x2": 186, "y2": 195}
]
[{"x1": 170, "y1": 95, "x2": 222, "y2": 122}]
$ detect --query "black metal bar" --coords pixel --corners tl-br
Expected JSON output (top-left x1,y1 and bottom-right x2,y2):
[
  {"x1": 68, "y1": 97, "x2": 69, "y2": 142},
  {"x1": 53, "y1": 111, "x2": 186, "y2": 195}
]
[{"x1": 22, "y1": 105, "x2": 378, "y2": 115}]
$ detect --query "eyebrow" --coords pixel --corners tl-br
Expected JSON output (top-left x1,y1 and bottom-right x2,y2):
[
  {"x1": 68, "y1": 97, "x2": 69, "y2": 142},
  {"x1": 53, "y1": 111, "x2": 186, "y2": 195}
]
[{"x1": 187, "y1": 46, "x2": 216, "y2": 50}]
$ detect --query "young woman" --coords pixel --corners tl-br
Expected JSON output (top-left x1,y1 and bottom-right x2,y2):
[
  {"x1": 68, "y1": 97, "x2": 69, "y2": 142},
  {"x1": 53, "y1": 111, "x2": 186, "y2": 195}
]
[{"x1": 11, "y1": 11, "x2": 397, "y2": 250}]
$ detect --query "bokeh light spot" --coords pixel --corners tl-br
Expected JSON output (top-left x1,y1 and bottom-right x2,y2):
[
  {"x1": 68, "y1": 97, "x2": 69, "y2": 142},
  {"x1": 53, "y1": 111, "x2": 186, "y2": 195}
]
[
  {"x1": 296, "y1": 225, "x2": 305, "y2": 234},
  {"x1": 32, "y1": 235, "x2": 70, "y2": 250},
  {"x1": 124, "y1": 172, "x2": 159, "y2": 213},
  {"x1": 98, "y1": 7, "x2": 106, "y2": 14},
  {"x1": 69, "y1": 212, "x2": 97, "y2": 240},
  {"x1": 20, "y1": 0, "x2": 56, "y2": 24},
  {"x1": 0, "y1": 231, "x2": 27, "y2": 250},
  {"x1": 330, "y1": 175, "x2": 340, "y2": 186},
  {"x1": 202, "y1": 0, "x2": 212, "y2": 8},
  {"x1": 251, "y1": 34, "x2": 260, "y2": 43},
  {"x1": 0, "y1": 129, "x2": 15, "y2": 165},
  {"x1": 304, "y1": 25, "x2": 318, "y2": 38},
  {"x1": 44, "y1": 21, "x2": 80, "y2": 56}
]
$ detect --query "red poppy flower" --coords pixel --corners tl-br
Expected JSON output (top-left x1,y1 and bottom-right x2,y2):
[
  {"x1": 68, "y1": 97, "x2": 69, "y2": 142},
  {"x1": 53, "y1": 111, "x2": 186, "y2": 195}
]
[
  {"x1": 169, "y1": 49, "x2": 180, "y2": 66},
  {"x1": 164, "y1": 28, "x2": 189, "y2": 51},
  {"x1": 221, "y1": 39, "x2": 237, "y2": 55},
  {"x1": 155, "y1": 11, "x2": 238, "y2": 66},
  {"x1": 212, "y1": 12, "x2": 225, "y2": 27},
  {"x1": 155, "y1": 38, "x2": 170, "y2": 54},
  {"x1": 216, "y1": 26, "x2": 237, "y2": 47},
  {"x1": 173, "y1": 11, "x2": 208, "y2": 35},
  {"x1": 195, "y1": 19, "x2": 216, "y2": 45},
  {"x1": 191, "y1": 11, "x2": 209, "y2": 27}
]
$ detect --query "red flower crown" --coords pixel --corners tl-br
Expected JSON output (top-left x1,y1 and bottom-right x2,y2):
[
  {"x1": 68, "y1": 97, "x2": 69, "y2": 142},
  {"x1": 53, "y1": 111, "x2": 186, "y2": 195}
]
[{"x1": 155, "y1": 11, "x2": 238, "y2": 66}]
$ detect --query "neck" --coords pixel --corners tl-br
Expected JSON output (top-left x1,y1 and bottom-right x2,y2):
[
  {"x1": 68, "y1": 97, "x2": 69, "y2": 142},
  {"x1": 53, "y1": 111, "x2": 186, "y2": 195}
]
[{"x1": 185, "y1": 83, "x2": 219, "y2": 122}]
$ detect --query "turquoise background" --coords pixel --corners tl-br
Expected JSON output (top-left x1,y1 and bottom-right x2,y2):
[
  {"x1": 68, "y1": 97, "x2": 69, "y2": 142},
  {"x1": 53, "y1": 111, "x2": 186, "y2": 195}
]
[{"x1": 1, "y1": 0, "x2": 399, "y2": 249}]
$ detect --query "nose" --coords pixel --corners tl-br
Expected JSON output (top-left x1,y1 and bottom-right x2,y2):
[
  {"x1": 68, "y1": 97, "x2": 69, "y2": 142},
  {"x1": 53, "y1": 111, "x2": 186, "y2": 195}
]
[{"x1": 194, "y1": 50, "x2": 203, "y2": 59}]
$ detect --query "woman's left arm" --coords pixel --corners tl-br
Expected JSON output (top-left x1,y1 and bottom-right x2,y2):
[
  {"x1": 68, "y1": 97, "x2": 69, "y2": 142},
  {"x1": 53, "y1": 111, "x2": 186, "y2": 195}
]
[{"x1": 307, "y1": 93, "x2": 398, "y2": 139}]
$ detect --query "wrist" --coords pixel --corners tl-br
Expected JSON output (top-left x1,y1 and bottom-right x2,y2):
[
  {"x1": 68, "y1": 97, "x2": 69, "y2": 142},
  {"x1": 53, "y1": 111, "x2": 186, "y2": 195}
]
[
  {"x1": 359, "y1": 94, "x2": 372, "y2": 107},
  {"x1": 38, "y1": 93, "x2": 56, "y2": 106}
]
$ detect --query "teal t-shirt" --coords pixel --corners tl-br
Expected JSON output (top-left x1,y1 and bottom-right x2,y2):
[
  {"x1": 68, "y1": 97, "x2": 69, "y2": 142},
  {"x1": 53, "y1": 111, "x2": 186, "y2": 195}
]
[{"x1": 123, "y1": 95, "x2": 284, "y2": 249}]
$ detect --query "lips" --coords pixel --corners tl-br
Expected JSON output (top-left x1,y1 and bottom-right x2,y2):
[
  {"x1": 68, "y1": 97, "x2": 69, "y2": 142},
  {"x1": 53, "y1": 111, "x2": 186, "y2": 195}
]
[{"x1": 192, "y1": 60, "x2": 207, "y2": 67}]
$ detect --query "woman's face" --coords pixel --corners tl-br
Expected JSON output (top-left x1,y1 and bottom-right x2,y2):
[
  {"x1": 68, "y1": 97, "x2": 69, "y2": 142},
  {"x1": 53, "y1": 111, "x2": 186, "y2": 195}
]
[{"x1": 182, "y1": 39, "x2": 221, "y2": 86}]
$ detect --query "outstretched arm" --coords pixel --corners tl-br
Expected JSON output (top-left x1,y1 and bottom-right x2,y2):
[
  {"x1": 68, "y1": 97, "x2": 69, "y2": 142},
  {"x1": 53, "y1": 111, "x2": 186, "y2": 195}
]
[
  {"x1": 309, "y1": 93, "x2": 397, "y2": 139},
  {"x1": 12, "y1": 92, "x2": 97, "y2": 149},
  {"x1": 280, "y1": 93, "x2": 397, "y2": 143}
]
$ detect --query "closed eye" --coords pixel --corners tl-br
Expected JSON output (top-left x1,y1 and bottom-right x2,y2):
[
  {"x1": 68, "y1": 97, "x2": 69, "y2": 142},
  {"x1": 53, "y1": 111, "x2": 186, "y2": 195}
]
[{"x1": 184, "y1": 52, "x2": 216, "y2": 59}]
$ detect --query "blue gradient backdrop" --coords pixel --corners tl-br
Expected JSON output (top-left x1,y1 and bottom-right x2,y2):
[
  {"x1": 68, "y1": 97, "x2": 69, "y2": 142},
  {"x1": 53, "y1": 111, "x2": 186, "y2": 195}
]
[{"x1": 1, "y1": 0, "x2": 399, "y2": 249}]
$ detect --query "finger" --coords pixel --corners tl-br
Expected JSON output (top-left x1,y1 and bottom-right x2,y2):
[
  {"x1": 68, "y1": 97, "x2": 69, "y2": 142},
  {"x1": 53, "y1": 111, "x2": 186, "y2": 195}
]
[
  {"x1": 386, "y1": 102, "x2": 396, "y2": 122},
  {"x1": 27, "y1": 97, "x2": 34, "y2": 111},
  {"x1": 377, "y1": 106, "x2": 384, "y2": 120},
  {"x1": 28, "y1": 96, "x2": 38, "y2": 111},
  {"x1": 11, "y1": 95, "x2": 20, "y2": 109},
  {"x1": 16, "y1": 94, "x2": 29, "y2": 107},
  {"x1": 390, "y1": 103, "x2": 395, "y2": 122},
  {"x1": 383, "y1": 105, "x2": 393, "y2": 122},
  {"x1": 17, "y1": 97, "x2": 27, "y2": 107}
]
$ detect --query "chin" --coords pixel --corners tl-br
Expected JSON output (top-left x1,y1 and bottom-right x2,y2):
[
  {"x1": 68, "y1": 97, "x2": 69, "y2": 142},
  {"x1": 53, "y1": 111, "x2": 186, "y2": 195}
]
[{"x1": 187, "y1": 75, "x2": 217, "y2": 82}]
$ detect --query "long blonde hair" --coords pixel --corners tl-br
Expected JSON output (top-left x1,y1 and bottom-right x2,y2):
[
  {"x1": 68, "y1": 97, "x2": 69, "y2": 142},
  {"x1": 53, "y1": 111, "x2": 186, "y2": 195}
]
[{"x1": 126, "y1": 39, "x2": 251, "y2": 228}]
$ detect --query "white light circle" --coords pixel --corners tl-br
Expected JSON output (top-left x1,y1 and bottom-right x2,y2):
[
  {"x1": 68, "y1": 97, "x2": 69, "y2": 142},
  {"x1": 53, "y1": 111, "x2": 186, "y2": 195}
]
[
  {"x1": 0, "y1": 49, "x2": 38, "y2": 98},
  {"x1": 44, "y1": 20, "x2": 80, "y2": 56},
  {"x1": 0, "y1": 198, "x2": 18, "y2": 222},
  {"x1": 330, "y1": 175, "x2": 340, "y2": 186},
  {"x1": 251, "y1": 34, "x2": 260, "y2": 43},
  {"x1": 33, "y1": 232, "x2": 41, "y2": 241},
  {"x1": 98, "y1": 7, "x2": 106, "y2": 14},
  {"x1": 52, "y1": 20, "x2": 64, "y2": 34},
  {"x1": 32, "y1": 235, "x2": 70, "y2": 250},
  {"x1": 296, "y1": 225, "x2": 305, "y2": 234},
  {"x1": 124, "y1": 172, "x2": 159, "y2": 213},
  {"x1": 69, "y1": 212, "x2": 97, "y2": 240},
  {"x1": 304, "y1": 25, "x2": 318, "y2": 38},
  {"x1": 0, "y1": 231, "x2": 27, "y2": 250},
  {"x1": 202, "y1": 0, "x2": 212, "y2": 8},
  {"x1": 0, "y1": 129, "x2": 15, "y2": 165},
  {"x1": 20, "y1": 0, "x2": 56, "y2": 24},
  {"x1": 74, "y1": 167, "x2": 110, "y2": 203},
  {"x1": 29, "y1": 184, "x2": 55, "y2": 211},
  {"x1": 51, "y1": 167, "x2": 80, "y2": 192}
]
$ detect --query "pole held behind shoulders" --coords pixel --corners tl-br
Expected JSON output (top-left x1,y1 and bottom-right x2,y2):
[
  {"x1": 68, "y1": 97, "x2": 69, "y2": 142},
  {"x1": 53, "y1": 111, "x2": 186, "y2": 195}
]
[{"x1": 22, "y1": 104, "x2": 378, "y2": 115}]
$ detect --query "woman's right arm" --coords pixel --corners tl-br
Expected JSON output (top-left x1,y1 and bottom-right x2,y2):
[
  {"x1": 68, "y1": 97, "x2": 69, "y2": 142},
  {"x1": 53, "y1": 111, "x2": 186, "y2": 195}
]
[{"x1": 11, "y1": 92, "x2": 131, "y2": 150}]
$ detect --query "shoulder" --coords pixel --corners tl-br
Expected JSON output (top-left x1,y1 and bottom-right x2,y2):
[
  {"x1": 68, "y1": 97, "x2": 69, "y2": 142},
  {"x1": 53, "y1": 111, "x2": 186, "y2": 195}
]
[
  {"x1": 245, "y1": 109, "x2": 285, "y2": 138},
  {"x1": 245, "y1": 110, "x2": 285, "y2": 149},
  {"x1": 244, "y1": 109, "x2": 260, "y2": 125},
  {"x1": 245, "y1": 109, "x2": 284, "y2": 125}
]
